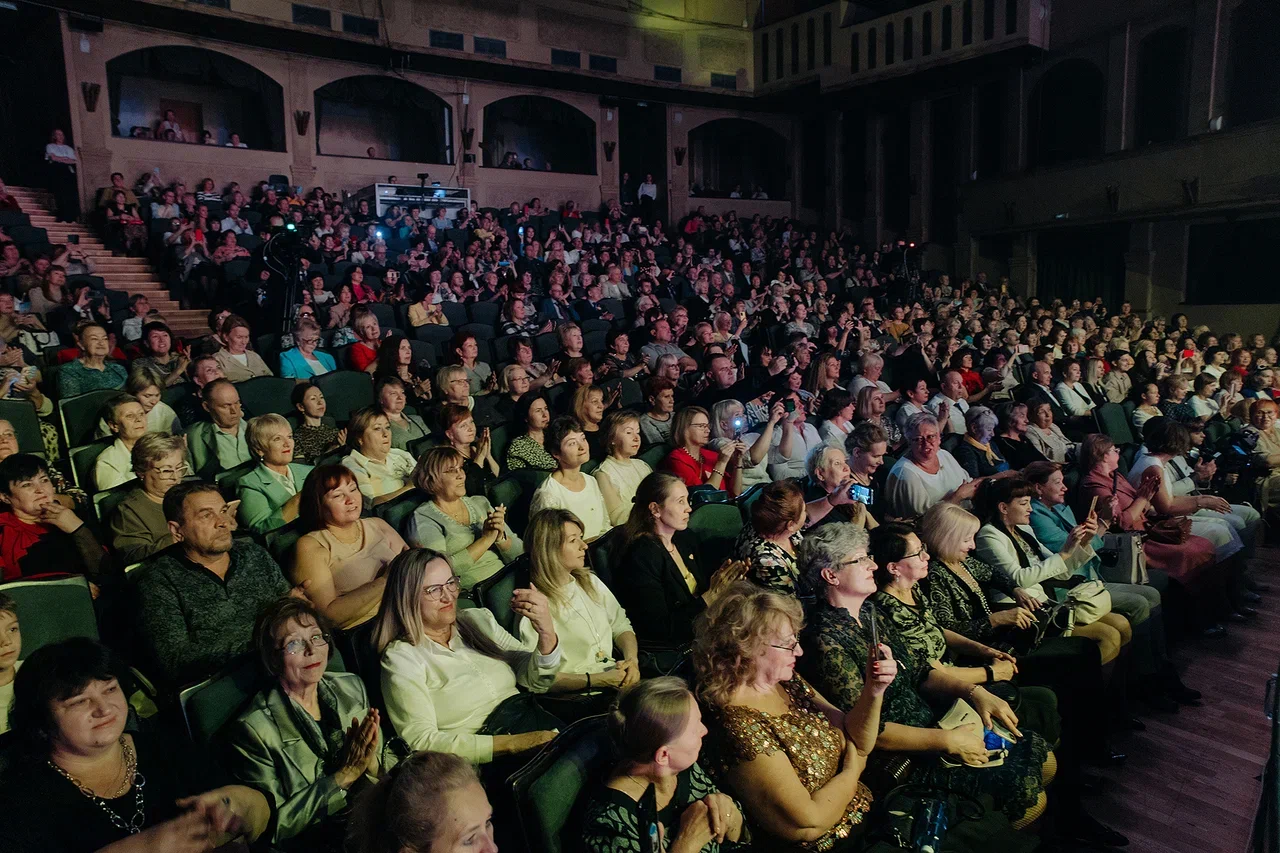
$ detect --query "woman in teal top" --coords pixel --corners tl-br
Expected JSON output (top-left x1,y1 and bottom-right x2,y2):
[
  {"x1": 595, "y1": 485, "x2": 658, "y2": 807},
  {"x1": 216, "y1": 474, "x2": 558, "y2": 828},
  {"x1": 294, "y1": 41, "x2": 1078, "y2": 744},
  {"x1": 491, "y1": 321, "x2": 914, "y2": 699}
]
[{"x1": 238, "y1": 414, "x2": 314, "y2": 534}]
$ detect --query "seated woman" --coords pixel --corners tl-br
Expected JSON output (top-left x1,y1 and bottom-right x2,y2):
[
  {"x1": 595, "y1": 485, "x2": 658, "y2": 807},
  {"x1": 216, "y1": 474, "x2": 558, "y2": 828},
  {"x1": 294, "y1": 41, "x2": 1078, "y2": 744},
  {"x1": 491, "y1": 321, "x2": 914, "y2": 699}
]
[
  {"x1": 57, "y1": 321, "x2": 127, "y2": 397},
  {"x1": 732, "y1": 479, "x2": 807, "y2": 595},
  {"x1": 529, "y1": 415, "x2": 611, "y2": 540},
  {"x1": 522, "y1": 508, "x2": 639, "y2": 712},
  {"x1": 94, "y1": 393, "x2": 148, "y2": 491},
  {"x1": 133, "y1": 321, "x2": 189, "y2": 387},
  {"x1": 882, "y1": 412, "x2": 981, "y2": 520},
  {"x1": 439, "y1": 404, "x2": 500, "y2": 496},
  {"x1": 348, "y1": 751, "x2": 498, "y2": 853},
  {"x1": 407, "y1": 447, "x2": 523, "y2": 590},
  {"x1": 453, "y1": 331, "x2": 493, "y2": 395},
  {"x1": 639, "y1": 376, "x2": 676, "y2": 447},
  {"x1": 950, "y1": 405, "x2": 1009, "y2": 479},
  {"x1": 611, "y1": 473, "x2": 745, "y2": 670},
  {"x1": 661, "y1": 406, "x2": 746, "y2": 498},
  {"x1": 374, "y1": 548, "x2": 562, "y2": 764},
  {"x1": 342, "y1": 406, "x2": 416, "y2": 504},
  {"x1": 224, "y1": 597, "x2": 384, "y2": 851},
  {"x1": 294, "y1": 465, "x2": 407, "y2": 629},
  {"x1": 377, "y1": 376, "x2": 429, "y2": 451},
  {"x1": 125, "y1": 366, "x2": 180, "y2": 434},
  {"x1": 108, "y1": 433, "x2": 186, "y2": 564},
  {"x1": 711, "y1": 398, "x2": 787, "y2": 492},
  {"x1": 493, "y1": 364, "x2": 531, "y2": 424},
  {"x1": 854, "y1": 385, "x2": 904, "y2": 452},
  {"x1": 1054, "y1": 359, "x2": 1096, "y2": 417},
  {"x1": 278, "y1": 318, "x2": 336, "y2": 379},
  {"x1": 505, "y1": 392, "x2": 557, "y2": 472},
  {"x1": 374, "y1": 334, "x2": 433, "y2": 413},
  {"x1": 291, "y1": 382, "x2": 343, "y2": 464},
  {"x1": 595, "y1": 328, "x2": 647, "y2": 381},
  {"x1": 2, "y1": 637, "x2": 271, "y2": 852},
  {"x1": 593, "y1": 410, "x2": 654, "y2": 527},
  {"x1": 695, "y1": 582, "x2": 894, "y2": 851},
  {"x1": 974, "y1": 476, "x2": 1132, "y2": 665},
  {"x1": 583, "y1": 677, "x2": 745, "y2": 853},
  {"x1": 434, "y1": 364, "x2": 475, "y2": 414},
  {"x1": 237, "y1": 414, "x2": 314, "y2": 534},
  {"x1": 991, "y1": 403, "x2": 1048, "y2": 471},
  {"x1": 348, "y1": 306, "x2": 383, "y2": 373},
  {"x1": 571, "y1": 384, "x2": 609, "y2": 460},
  {"x1": 214, "y1": 314, "x2": 274, "y2": 382},
  {"x1": 1249, "y1": 398, "x2": 1280, "y2": 516},
  {"x1": 1025, "y1": 400, "x2": 1075, "y2": 464},
  {"x1": 1132, "y1": 382, "x2": 1163, "y2": 430},
  {"x1": 796, "y1": 524, "x2": 1053, "y2": 836},
  {"x1": 817, "y1": 389, "x2": 856, "y2": 446}
]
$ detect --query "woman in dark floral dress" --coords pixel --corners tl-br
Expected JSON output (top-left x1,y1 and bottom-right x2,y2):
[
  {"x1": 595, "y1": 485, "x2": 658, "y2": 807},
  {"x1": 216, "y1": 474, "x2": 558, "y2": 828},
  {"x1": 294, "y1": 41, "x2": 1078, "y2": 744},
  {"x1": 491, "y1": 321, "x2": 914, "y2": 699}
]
[{"x1": 732, "y1": 480, "x2": 806, "y2": 595}]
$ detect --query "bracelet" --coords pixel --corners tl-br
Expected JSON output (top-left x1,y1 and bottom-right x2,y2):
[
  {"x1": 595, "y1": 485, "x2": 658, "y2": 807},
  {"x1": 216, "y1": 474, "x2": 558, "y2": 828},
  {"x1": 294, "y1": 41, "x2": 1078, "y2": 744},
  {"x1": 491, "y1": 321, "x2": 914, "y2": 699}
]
[
  {"x1": 984, "y1": 665, "x2": 995, "y2": 684},
  {"x1": 586, "y1": 672, "x2": 592, "y2": 690}
]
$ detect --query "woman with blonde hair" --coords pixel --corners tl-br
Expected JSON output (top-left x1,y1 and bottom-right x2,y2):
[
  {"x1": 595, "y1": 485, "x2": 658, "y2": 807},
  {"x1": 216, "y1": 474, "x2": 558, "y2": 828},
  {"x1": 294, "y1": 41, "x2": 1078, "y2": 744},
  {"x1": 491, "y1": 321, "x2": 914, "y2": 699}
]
[
  {"x1": 854, "y1": 385, "x2": 903, "y2": 451},
  {"x1": 661, "y1": 405, "x2": 746, "y2": 497},
  {"x1": 435, "y1": 363, "x2": 474, "y2": 412},
  {"x1": 237, "y1": 413, "x2": 313, "y2": 534},
  {"x1": 125, "y1": 365, "x2": 180, "y2": 434},
  {"x1": 407, "y1": 446, "x2": 523, "y2": 590},
  {"x1": 583, "y1": 677, "x2": 745, "y2": 853},
  {"x1": 522, "y1": 509, "x2": 639, "y2": 708},
  {"x1": 374, "y1": 548, "x2": 562, "y2": 764},
  {"x1": 695, "y1": 582, "x2": 894, "y2": 850},
  {"x1": 593, "y1": 410, "x2": 653, "y2": 526},
  {"x1": 571, "y1": 383, "x2": 609, "y2": 460}
]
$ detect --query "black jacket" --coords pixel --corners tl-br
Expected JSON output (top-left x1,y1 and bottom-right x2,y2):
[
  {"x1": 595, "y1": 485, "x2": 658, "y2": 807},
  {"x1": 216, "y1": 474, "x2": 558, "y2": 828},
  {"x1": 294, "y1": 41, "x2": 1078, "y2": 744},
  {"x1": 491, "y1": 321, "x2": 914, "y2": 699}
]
[{"x1": 611, "y1": 533, "x2": 707, "y2": 648}]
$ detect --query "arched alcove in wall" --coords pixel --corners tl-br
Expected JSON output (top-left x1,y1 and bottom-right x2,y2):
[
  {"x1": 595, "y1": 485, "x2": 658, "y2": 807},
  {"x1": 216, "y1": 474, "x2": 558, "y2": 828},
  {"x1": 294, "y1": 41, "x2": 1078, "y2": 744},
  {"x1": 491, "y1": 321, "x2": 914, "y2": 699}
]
[
  {"x1": 686, "y1": 118, "x2": 789, "y2": 199},
  {"x1": 315, "y1": 76, "x2": 453, "y2": 163},
  {"x1": 1027, "y1": 59, "x2": 1105, "y2": 168},
  {"x1": 106, "y1": 46, "x2": 286, "y2": 150},
  {"x1": 482, "y1": 96, "x2": 596, "y2": 174}
]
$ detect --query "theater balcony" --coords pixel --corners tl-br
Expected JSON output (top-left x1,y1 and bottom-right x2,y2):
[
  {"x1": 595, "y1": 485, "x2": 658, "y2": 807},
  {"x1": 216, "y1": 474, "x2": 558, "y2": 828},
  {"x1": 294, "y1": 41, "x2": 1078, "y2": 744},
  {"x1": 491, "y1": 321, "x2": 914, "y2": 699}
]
[{"x1": 755, "y1": 0, "x2": 1050, "y2": 96}]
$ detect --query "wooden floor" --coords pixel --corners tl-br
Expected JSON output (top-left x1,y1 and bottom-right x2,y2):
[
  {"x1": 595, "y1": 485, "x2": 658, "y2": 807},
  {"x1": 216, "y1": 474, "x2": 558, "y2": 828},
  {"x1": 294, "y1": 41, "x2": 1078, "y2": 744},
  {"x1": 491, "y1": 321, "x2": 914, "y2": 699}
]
[{"x1": 1086, "y1": 546, "x2": 1278, "y2": 853}]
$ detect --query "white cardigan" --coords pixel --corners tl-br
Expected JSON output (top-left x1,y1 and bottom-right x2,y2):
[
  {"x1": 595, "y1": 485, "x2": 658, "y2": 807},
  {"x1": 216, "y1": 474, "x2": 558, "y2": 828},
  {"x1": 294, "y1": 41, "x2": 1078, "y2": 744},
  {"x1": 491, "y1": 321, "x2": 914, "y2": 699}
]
[{"x1": 974, "y1": 522, "x2": 1094, "y2": 604}]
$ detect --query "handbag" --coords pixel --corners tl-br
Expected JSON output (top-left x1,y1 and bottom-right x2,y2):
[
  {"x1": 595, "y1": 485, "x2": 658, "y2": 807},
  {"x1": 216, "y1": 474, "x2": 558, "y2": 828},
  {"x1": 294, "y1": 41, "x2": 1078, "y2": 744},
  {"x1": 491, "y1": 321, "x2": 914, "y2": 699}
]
[
  {"x1": 1146, "y1": 516, "x2": 1191, "y2": 545},
  {"x1": 1099, "y1": 531, "x2": 1149, "y2": 584},
  {"x1": 1063, "y1": 579, "x2": 1112, "y2": 626},
  {"x1": 996, "y1": 601, "x2": 1073, "y2": 655}
]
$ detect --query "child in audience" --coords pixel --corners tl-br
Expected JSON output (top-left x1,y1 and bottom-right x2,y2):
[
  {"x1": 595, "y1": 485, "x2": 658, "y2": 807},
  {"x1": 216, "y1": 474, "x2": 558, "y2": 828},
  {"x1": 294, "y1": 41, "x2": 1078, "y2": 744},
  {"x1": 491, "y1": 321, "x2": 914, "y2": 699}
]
[{"x1": 0, "y1": 591, "x2": 19, "y2": 734}]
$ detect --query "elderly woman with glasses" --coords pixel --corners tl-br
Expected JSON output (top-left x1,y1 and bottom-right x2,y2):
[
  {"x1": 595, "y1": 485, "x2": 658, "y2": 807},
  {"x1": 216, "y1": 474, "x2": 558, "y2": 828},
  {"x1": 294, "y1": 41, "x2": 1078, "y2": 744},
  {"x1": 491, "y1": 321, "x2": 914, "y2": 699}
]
[
  {"x1": 374, "y1": 549, "x2": 563, "y2": 766},
  {"x1": 279, "y1": 318, "x2": 336, "y2": 379},
  {"x1": 237, "y1": 414, "x2": 314, "y2": 534},
  {"x1": 224, "y1": 597, "x2": 385, "y2": 850},
  {"x1": 108, "y1": 433, "x2": 187, "y2": 564},
  {"x1": 407, "y1": 447, "x2": 524, "y2": 590},
  {"x1": 882, "y1": 412, "x2": 984, "y2": 520},
  {"x1": 798, "y1": 522, "x2": 1054, "y2": 834}
]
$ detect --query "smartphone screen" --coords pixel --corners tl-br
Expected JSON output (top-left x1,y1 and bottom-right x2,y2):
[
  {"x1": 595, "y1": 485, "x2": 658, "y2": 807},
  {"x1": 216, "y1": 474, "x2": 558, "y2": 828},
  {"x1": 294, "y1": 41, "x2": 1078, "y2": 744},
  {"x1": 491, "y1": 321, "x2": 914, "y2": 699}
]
[
  {"x1": 847, "y1": 482, "x2": 875, "y2": 505},
  {"x1": 783, "y1": 399, "x2": 797, "y2": 414}
]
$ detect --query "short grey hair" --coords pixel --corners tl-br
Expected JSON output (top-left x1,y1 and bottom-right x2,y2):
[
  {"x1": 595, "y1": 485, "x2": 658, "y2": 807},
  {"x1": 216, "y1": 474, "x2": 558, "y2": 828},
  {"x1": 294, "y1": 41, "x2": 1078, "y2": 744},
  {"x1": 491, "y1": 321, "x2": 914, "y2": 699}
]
[
  {"x1": 710, "y1": 399, "x2": 745, "y2": 441},
  {"x1": 656, "y1": 353, "x2": 679, "y2": 372},
  {"x1": 805, "y1": 442, "x2": 846, "y2": 483},
  {"x1": 903, "y1": 411, "x2": 940, "y2": 442},
  {"x1": 859, "y1": 352, "x2": 884, "y2": 371},
  {"x1": 964, "y1": 405, "x2": 998, "y2": 437},
  {"x1": 131, "y1": 433, "x2": 186, "y2": 474},
  {"x1": 797, "y1": 523, "x2": 870, "y2": 594}
]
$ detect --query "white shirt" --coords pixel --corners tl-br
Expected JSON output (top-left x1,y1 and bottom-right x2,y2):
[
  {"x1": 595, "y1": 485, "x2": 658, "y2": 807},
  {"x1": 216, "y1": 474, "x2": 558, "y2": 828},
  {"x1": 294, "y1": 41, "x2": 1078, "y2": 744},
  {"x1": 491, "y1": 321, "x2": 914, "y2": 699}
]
[
  {"x1": 1054, "y1": 382, "x2": 1095, "y2": 416},
  {"x1": 883, "y1": 451, "x2": 972, "y2": 518},
  {"x1": 818, "y1": 420, "x2": 853, "y2": 447},
  {"x1": 529, "y1": 474, "x2": 610, "y2": 540},
  {"x1": 593, "y1": 457, "x2": 652, "y2": 527},
  {"x1": 343, "y1": 448, "x2": 416, "y2": 501},
  {"x1": 380, "y1": 609, "x2": 561, "y2": 764},
  {"x1": 768, "y1": 421, "x2": 822, "y2": 481},
  {"x1": 927, "y1": 394, "x2": 968, "y2": 434},
  {"x1": 94, "y1": 439, "x2": 137, "y2": 491},
  {"x1": 849, "y1": 376, "x2": 892, "y2": 397},
  {"x1": 896, "y1": 401, "x2": 928, "y2": 432},
  {"x1": 517, "y1": 576, "x2": 632, "y2": 674},
  {"x1": 638, "y1": 182, "x2": 658, "y2": 200},
  {"x1": 1188, "y1": 395, "x2": 1218, "y2": 418}
]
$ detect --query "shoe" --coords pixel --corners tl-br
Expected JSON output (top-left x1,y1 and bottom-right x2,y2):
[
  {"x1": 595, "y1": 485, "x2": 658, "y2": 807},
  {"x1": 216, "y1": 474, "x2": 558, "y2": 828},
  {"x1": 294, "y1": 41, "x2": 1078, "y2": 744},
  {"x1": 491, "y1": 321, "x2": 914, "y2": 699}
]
[
  {"x1": 1058, "y1": 812, "x2": 1131, "y2": 848},
  {"x1": 1242, "y1": 590, "x2": 1263, "y2": 604},
  {"x1": 1229, "y1": 608, "x2": 1259, "y2": 622},
  {"x1": 1202, "y1": 623, "x2": 1227, "y2": 638},
  {"x1": 1168, "y1": 684, "x2": 1203, "y2": 706}
]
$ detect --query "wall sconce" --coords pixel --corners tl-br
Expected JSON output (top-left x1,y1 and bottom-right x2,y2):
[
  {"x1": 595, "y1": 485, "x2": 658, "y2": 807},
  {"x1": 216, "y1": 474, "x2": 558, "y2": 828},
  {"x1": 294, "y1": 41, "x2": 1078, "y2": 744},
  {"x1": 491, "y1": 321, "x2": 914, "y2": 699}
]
[
  {"x1": 674, "y1": 111, "x2": 683, "y2": 125},
  {"x1": 606, "y1": 109, "x2": 614, "y2": 122},
  {"x1": 674, "y1": 146, "x2": 687, "y2": 166},
  {"x1": 461, "y1": 128, "x2": 475, "y2": 151},
  {"x1": 81, "y1": 82, "x2": 101, "y2": 113},
  {"x1": 603, "y1": 141, "x2": 616, "y2": 162},
  {"x1": 294, "y1": 110, "x2": 311, "y2": 136},
  {"x1": 1105, "y1": 184, "x2": 1120, "y2": 213}
]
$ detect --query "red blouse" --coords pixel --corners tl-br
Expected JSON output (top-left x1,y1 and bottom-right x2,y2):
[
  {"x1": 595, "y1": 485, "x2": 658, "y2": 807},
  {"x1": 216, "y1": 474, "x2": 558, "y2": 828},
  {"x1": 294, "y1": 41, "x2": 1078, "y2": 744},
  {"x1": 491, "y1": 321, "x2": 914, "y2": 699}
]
[
  {"x1": 348, "y1": 341, "x2": 379, "y2": 372},
  {"x1": 661, "y1": 446, "x2": 738, "y2": 497}
]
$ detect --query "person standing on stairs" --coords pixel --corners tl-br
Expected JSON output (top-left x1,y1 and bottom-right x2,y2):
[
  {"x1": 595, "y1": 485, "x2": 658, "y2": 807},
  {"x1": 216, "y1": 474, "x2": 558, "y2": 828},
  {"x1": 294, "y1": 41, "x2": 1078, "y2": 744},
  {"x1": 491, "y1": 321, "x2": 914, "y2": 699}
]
[{"x1": 43, "y1": 129, "x2": 80, "y2": 223}]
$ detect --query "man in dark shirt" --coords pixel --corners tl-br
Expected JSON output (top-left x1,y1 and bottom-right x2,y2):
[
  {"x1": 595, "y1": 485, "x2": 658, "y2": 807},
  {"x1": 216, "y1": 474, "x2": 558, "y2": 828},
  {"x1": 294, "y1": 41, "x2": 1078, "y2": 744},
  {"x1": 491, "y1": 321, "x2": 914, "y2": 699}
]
[
  {"x1": 133, "y1": 481, "x2": 291, "y2": 688},
  {"x1": 0, "y1": 454, "x2": 106, "y2": 583}
]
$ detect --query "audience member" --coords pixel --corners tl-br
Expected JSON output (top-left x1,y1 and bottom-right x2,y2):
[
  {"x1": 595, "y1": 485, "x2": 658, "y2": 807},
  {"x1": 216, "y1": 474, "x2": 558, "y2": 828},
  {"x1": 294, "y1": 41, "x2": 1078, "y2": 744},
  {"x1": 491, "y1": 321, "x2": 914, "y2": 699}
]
[
  {"x1": 0, "y1": 453, "x2": 106, "y2": 582},
  {"x1": 214, "y1": 314, "x2": 273, "y2": 381},
  {"x1": 342, "y1": 407, "x2": 416, "y2": 503},
  {"x1": 186, "y1": 378, "x2": 251, "y2": 477},
  {"x1": 529, "y1": 415, "x2": 611, "y2": 540},
  {"x1": 0, "y1": 591, "x2": 18, "y2": 734},
  {"x1": 57, "y1": 322, "x2": 126, "y2": 397},
  {"x1": 107, "y1": 433, "x2": 186, "y2": 564},
  {"x1": 291, "y1": 382, "x2": 343, "y2": 464},
  {"x1": 93, "y1": 393, "x2": 149, "y2": 491},
  {"x1": 505, "y1": 392, "x2": 557, "y2": 471},
  {"x1": 236, "y1": 413, "x2": 313, "y2": 533},
  {"x1": 348, "y1": 751, "x2": 495, "y2": 853}
]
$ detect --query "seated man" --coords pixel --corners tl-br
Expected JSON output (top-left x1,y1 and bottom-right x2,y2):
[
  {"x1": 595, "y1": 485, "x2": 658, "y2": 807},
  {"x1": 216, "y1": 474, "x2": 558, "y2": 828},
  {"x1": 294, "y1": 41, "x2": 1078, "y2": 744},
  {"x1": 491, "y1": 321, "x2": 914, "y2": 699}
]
[
  {"x1": 0, "y1": 454, "x2": 107, "y2": 582},
  {"x1": 133, "y1": 481, "x2": 291, "y2": 688},
  {"x1": 186, "y1": 378, "x2": 251, "y2": 478},
  {"x1": 172, "y1": 354, "x2": 224, "y2": 427}
]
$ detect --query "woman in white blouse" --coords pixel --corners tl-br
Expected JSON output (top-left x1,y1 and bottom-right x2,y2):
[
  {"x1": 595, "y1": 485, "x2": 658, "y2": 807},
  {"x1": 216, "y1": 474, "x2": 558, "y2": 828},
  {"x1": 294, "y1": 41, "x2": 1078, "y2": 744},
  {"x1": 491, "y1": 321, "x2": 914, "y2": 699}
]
[
  {"x1": 593, "y1": 411, "x2": 653, "y2": 527},
  {"x1": 1053, "y1": 359, "x2": 1096, "y2": 417},
  {"x1": 529, "y1": 415, "x2": 610, "y2": 540},
  {"x1": 342, "y1": 407, "x2": 415, "y2": 504},
  {"x1": 374, "y1": 549, "x2": 562, "y2": 765},
  {"x1": 1024, "y1": 400, "x2": 1075, "y2": 464},
  {"x1": 1131, "y1": 382, "x2": 1162, "y2": 430},
  {"x1": 522, "y1": 509, "x2": 639, "y2": 715}
]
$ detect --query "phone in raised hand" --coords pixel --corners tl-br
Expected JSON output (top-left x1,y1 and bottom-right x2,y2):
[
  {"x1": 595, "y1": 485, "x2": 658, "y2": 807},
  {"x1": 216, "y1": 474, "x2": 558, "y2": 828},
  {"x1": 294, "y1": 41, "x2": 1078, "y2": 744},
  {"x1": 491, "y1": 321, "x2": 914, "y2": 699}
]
[{"x1": 867, "y1": 601, "x2": 881, "y2": 661}]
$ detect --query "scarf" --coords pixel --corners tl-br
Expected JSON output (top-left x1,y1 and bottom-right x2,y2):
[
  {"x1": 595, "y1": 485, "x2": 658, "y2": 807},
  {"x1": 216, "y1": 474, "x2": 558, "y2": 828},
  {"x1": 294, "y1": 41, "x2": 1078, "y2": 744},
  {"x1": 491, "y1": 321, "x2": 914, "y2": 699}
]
[
  {"x1": 964, "y1": 435, "x2": 999, "y2": 465},
  {"x1": 0, "y1": 511, "x2": 51, "y2": 581}
]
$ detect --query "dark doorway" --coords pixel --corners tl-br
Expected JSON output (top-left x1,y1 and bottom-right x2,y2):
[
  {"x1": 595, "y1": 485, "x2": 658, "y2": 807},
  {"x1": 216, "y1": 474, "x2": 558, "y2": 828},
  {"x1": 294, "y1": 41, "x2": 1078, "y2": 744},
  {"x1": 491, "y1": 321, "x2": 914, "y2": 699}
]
[
  {"x1": 316, "y1": 75, "x2": 452, "y2": 163},
  {"x1": 0, "y1": 5, "x2": 73, "y2": 186},
  {"x1": 1027, "y1": 60, "x2": 1105, "y2": 168},
  {"x1": 482, "y1": 96, "x2": 595, "y2": 174},
  {"x1": 1228, "y1": 0, "x2": 1280, "y2": 127},
  {"x1": 1135, "y1": 27, "x2": 1190, "y2": 146},
  {"x1": 618, "y1": 101, "x2": 666, "y2": 218},
  {"x1": 1036, "y1": 224, "x2": 1129, "y2": 308}
]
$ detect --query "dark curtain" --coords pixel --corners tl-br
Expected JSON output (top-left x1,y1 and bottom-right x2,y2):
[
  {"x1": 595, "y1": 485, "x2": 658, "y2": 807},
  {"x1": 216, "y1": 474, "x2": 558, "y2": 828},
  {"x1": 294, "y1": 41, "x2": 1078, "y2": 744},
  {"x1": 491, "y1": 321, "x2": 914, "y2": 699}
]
[
  {"x1": 1187, "y1": 218, "x2": 1280, "y2": 305},
  {"x1": 0, "y1": 6, "x2": 73, "y2": 186},
  {"x1": 315, "y1": 75, "x2": 452, "y2": 164},
  {"x1": 1028, "y1": 60, "x2": 1105, "y2": 168},
  {"x1": 687, "y1": 119, "x2": 788, "y2": 199},
  {"x1": 482, "y1": 96, "x2": 596, "y2": 175},
  {"x1": 106, "y1": 46, "x2": 286, "y2": 151},
  {"x1": 1036, "y1": 225, "x2": 1128, "y2": 309}
]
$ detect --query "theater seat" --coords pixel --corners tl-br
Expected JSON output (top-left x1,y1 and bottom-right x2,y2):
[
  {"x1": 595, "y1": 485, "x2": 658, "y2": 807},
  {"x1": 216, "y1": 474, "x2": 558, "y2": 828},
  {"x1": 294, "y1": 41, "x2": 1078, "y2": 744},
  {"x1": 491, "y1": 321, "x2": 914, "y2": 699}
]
[
  {"x1": 687, "y1": 502, "x2": 743, "y2": 570},
  {"x1": 237, "y1": 376, "x2": 297, "y2": 418},
  {"x1": 0, "y1": 575, "x2": 99, "y2": 658},
  {"x1": 470, "y1": 555, "x2": 530, "y2": 633},
  {"x1": 59, "y1": 389, "x2": 122, "y2": 449},
  {"x1": 312, "y1": 371, "x2": 374, "y2": 424},
  {"x1": 508, "y1": 715, "x2": 612, "y2": 853}
]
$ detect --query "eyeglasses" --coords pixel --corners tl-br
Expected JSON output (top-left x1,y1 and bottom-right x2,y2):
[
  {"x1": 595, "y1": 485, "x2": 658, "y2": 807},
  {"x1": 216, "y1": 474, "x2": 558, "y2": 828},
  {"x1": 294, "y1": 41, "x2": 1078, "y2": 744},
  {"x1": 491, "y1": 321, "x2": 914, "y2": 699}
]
[
  {"x1": 423, "y1": 576, "x2": 462, "y2": 601},
  {"x1": 902, "y1": 545, "x2": 929, "y2": 561},
  {"x1": 769, "y1": 636, "x2": 802, "y2": 653},
  {"x1": 280, "y1": 633, "x2": 329, "y2": 656},
  {"x1": 151, "y1": 464, "x2": 190, "y2": 478},
  {"x1": 690, "y1": 422, "x2": 711, "y2": 430},
  {"x1": 838, "y1": 554, "x2": 875, "y2": 569}
]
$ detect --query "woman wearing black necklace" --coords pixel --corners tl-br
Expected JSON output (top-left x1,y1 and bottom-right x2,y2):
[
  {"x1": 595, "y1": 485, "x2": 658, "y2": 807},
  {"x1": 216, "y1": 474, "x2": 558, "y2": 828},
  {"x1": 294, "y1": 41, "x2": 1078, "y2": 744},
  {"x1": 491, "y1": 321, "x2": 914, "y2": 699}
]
[{"x1": 2, "y1": 638, "x2": 271, "y2": 853}]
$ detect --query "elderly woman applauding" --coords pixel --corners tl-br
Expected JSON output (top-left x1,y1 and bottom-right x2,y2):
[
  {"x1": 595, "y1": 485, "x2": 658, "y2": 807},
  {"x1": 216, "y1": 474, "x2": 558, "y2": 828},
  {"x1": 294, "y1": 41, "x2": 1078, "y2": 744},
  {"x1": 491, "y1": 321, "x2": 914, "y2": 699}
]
[
  {"x1": 407, "y1": 447, "x2": 524, "y2": 590},
  {"x1": 224, "y1": 597, "x2": 384, "y2": 850},
  {"x1": 374, "y1": 549, "x2": 563, "y2": 765},
  {"x1": 237, "y1": 414, "x2": 314, "y2": 534},
  {"x1": 694, "y1": 582, "x2": 893, "y2": 851},
  {"x1": 583, "y1": 678, "x2": 745, "y2": 853}
]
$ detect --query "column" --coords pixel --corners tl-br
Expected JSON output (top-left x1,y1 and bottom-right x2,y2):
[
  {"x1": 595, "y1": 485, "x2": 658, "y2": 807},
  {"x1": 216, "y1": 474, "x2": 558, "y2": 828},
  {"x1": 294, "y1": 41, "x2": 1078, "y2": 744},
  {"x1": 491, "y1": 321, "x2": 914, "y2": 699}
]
[
  {"x1": 825, "y1": 109, "x2": 844, "y2": 225},
  {"x1": 1104, "y1": 24, "x2": 1133, "y2": 153},
  {"x1": 864, "y1": 113, "x2": 884, "y2": 242},
  {"x1": 1009, "y1": 231, "x2": 1037, "y2": 297},
  {"x1": 909, "y1": 97, "x2": 927, "y2": 243},
  {"x1": 1123, "y1": 222, "x2": 1155, "y2": 313}
]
